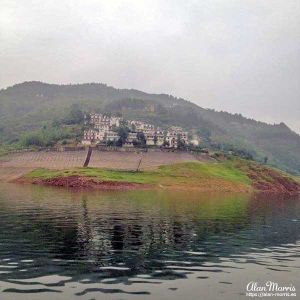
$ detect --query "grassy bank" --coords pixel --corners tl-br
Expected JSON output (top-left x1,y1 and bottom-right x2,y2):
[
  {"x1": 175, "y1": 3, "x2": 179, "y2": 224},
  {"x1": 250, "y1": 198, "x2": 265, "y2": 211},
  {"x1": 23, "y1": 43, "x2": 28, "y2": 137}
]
[
  {"x1": 21, "y1": 159, "x2": 300, "y2": 194},
  {"x1": 27, "y1": 160, "x2": 250, "y2": 184},
  {"x1": 23, "y1": 160, "x2": 250, "y2": 192}
]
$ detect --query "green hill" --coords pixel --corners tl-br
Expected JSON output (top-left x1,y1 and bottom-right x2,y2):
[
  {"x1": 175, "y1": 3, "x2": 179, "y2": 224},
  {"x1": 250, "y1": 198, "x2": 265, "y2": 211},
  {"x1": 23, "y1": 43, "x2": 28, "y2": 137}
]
[{"x1": 1, "y1": 81, "x2": 300, "y2": 174}]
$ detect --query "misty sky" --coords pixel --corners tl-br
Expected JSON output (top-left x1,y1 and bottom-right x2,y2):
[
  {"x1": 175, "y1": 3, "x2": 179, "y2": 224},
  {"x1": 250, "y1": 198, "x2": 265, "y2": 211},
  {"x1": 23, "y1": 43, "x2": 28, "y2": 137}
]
[{"x1": 1, "y1": 0, "x2": 299, "y2": 133}]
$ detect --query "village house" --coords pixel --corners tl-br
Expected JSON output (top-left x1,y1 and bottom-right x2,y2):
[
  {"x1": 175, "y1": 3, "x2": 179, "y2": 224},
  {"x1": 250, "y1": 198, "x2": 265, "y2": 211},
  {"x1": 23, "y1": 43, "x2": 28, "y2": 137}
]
[
  {"x1": 163, "y1": 126, "x2": 189, "y2": 148},
  {"x1": 144, "y1": 130, "x2": 155, "y2": 146},
  {"x1": 82, "y1": 129, "x2": 105, "y2": 145},
  {"x1": 128, "y1": 132, "x2": 138, "y2": 143},
  {"x1": 128, "y1": 120, "x2": 154, "y2": 132},
  {"x1": 90, "y1": 113, "x2": 122, "y2": 128},
  {"x1": 106, "y1": 131, "x2": 120, "y2": 142},
  {"x1": 94, "y1": 123, "x2": 110, "y2": 131},
  {"x1": 156, "y1": 130, "x2": 165, "y2": 146},
  {"x1": 190, "y1": 135, "x2": 201, "y2": 146},
  {"x1": 165, "y1": 131, "x2": 178, "y2": 148},
  {"x1": 122, "y1": 132, "x2": 137, "y2": 147}
]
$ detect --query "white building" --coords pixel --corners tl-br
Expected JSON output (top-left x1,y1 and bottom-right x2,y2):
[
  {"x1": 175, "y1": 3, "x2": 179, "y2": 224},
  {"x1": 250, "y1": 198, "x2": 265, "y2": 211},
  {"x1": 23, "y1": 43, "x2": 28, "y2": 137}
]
[
  {"x1": 156, "y1": 130, "x2": 165, "y2": 146},
  {"x1": 128, "y1": 120, "x2": 155, "y2": 132},
  {"x1": 83, "y1": 129, "x2": 106, "y2": 143},
  {"x1": 110, "y1": 116, "x2": 122, "y2": 127},
  {"x1": 144, "y1": 130, "x2": 155, "y2": 146},
  {"x1": 127, "y1": 132, "x2": 138, "y2": 142},
  {"x1": 165, "y1": 131, "x2": 178, "y2": 148},
  {"x1": 106, "y1": 131, "x2": 119, "y2": 142},
  {"x1": 94, "y1": 124, "x2": 110, "y2": 131},
  {"x1": 190, "y1": 135, "x2": 201, "y2": 146}
]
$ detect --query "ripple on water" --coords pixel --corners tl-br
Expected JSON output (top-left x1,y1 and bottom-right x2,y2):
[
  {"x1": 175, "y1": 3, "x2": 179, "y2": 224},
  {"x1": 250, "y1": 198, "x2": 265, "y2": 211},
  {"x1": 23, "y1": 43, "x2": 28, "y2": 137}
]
[{"x1": 0, "y1": 184, "x2": 299, "y2": 298}]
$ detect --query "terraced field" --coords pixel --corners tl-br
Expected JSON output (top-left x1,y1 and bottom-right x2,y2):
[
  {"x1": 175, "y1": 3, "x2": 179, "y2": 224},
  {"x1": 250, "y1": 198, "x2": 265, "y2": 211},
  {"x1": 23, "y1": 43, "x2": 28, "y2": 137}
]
[
  {"x1": 90, "y1": 151, "x2": 201, "y2": 170},
  {"x1": 0, "y1": 150, "x2": 204, "y2": 182},
  {"x1": 0, "y1": 151, "x2": 86, "y2": 181}
]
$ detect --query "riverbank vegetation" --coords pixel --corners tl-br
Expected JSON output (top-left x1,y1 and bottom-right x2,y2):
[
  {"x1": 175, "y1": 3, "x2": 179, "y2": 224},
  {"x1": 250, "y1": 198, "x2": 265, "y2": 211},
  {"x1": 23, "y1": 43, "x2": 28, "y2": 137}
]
[{"x1": 21, "y1": 159, "x2": 300, "y2": 194}]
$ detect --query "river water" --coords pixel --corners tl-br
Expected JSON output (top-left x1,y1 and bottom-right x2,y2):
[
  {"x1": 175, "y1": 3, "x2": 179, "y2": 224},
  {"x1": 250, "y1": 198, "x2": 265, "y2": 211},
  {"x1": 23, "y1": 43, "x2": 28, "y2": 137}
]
[{"x1": 0, "y1": 183, "x2": 299, "y2": 300}]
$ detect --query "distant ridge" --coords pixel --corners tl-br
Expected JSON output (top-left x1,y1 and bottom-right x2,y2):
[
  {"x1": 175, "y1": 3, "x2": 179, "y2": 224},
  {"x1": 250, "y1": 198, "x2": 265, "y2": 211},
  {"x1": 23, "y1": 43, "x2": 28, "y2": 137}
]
[{"x1": 1, "y1": 81, "x2": 300, "y2": 174}]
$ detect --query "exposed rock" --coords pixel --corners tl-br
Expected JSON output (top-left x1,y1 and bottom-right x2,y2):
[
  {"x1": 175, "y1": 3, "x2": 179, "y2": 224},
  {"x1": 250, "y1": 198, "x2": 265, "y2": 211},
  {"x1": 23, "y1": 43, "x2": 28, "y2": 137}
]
[{"x1": 32, "y1": 175, "x2": 148, "y2": 191}]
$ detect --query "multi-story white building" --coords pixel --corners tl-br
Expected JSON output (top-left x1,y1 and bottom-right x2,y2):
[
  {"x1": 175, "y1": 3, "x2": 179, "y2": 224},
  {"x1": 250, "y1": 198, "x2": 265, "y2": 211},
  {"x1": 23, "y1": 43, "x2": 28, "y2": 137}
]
[
  {"x1": 165, "y1": 131, "x2": 178, "y2": 148},
  {"x1": 82, "y1": 129, "x2": 106, "y2": 145},
  {"x1": 110, "y1": 116, "x2": 122, "y2": 127},
  {"x1": 94, "y1": 124, "x2": 110, "y2": 131},
  {"x1": 123, "y1": 132, "x2": 138, "y2": 147},
  {"x1": 144, "y1": 130, "x2": 155, "y2": 145},
  {"x1": 156, "y1": 130, "x2": 165, "y2": 146},
  {"x1": 128, "y1": 120, "x2": 155, "y2": 132},
  {"x1": 127, "y1": 132, "x2": 138, "y2": 142},
  {"x1": 106, "y1": 131, "x2": 120, "y2": 142},
  {"x1": 163, "y1": 126, "x2": 189, "y2": 148},
  {"x1": 90, "y1": 113, "x2": 121, "y2": 128},
  {"x1": 143, "y1": 128, "x2": 165, "y2": 146}
]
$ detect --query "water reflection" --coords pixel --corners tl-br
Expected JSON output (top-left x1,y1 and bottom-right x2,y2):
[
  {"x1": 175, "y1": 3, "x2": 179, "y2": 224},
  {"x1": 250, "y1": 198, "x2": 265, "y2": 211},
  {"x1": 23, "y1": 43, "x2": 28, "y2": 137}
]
[{"x1": 0, "y1": 184, "x2": 299, "y2": 299}]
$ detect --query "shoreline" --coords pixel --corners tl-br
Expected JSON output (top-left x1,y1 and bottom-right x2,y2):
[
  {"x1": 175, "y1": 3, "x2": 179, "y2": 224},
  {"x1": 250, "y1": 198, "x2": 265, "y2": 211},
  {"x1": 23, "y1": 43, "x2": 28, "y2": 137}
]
[
  {"x1": 13, "y1": 174, "x2": 300, "y2": 195},
  {"x1": 13, "y1": 175, "x2": 251, "y2": 193},
  {"x1": 14, "y1": 175, "x2": 152, "y2": 191},
  {"x1": 11, "y1": 160, "x2": 300, "y2": 195}
]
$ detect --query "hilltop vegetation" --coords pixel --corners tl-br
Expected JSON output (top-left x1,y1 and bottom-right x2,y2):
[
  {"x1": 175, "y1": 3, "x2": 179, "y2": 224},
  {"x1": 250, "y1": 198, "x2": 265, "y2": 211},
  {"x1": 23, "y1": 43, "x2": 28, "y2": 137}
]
[{"x1": 1, "y1": 81, "x2": 300, "y2": 174}]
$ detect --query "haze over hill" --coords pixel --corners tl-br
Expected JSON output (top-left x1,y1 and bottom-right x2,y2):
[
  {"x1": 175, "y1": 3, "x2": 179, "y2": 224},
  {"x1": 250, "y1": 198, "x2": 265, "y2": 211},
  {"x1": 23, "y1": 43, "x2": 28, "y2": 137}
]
[
  {"x1": 0, "y1": 81, "x2": 300, "y2": 175},
  {"x1": 1, "y1": 1, "x2": 300, "y2": 134}
]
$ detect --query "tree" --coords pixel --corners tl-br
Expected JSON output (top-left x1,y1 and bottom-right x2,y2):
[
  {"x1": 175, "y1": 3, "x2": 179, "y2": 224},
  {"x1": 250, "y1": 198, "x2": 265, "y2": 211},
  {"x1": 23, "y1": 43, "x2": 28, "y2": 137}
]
[
  {"x1": 116, "y1": 138, "x2": 123, "y2": 147},
  {"x1": 117, "y1": 126, "x2": 129, "y2": 145},
  {"x1": 111, "y1": 124, "x2": 117, "y2": 132},
  {"x1": 21, "y1": 133, "x2": 44, "y2": 147},
  {"x1": 106, "y1": 140, "x2": 114, "y2": 147},
  {"x1": 84, "y1": 113, "x2": 91, "y2": 124},
  {"x1": 197, "y1": 128, "x2": 211, "y2": 141},
  {"x1": 137, "y1": 132, "x2": 146, "y2": 146},
  {"x1": 177, "y1": 134, "x2": 186, "y2": 150},
  {"x1": 66, "y1": 104, "x2": 84, "y2": 124},
  {"x1": 163, "y1": 140, "x2": 170, "y2": 147},
  {"x1": 177, "y1": 139, "x2": 186, "y2": 150},
  {"x1": 52, "y1": 120, "x2": 61, "y2": 127}
]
